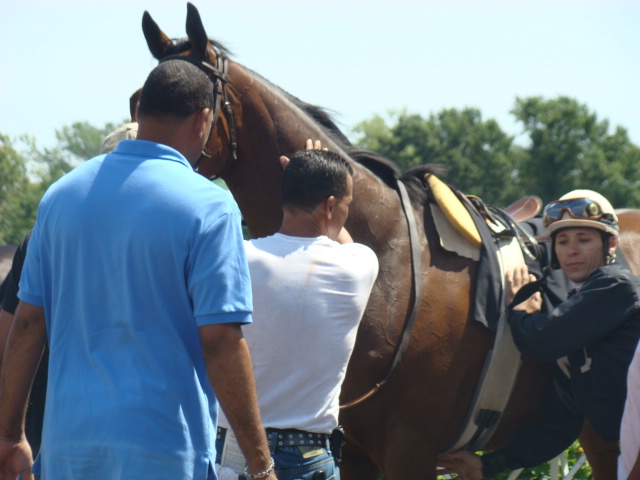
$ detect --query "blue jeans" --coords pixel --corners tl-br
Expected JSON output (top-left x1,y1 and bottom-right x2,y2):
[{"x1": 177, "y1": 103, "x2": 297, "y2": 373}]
[
  {"x1": 270, "y1": 445, "x2": 338, "y2": 480},
  {"x1": 215, "y1": 436, "x2": 339, "y2": 480}
]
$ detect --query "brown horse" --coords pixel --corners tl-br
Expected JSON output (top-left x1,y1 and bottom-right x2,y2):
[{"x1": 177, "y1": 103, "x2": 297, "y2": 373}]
[{"x1": 142, "y1": 5, "x2": 640, "y2": 479}]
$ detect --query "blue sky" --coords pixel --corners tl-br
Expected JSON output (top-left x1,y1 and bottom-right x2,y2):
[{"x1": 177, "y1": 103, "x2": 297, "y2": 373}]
[{"x1": 1, "y1": 0, "x2": 638, "y2": 149}]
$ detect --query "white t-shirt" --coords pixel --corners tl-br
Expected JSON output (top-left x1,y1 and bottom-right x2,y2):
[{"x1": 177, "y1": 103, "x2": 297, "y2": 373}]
[
  {"x1": 620, "y1": 341, "x2": 640, "y2": 479},
  {"x1": 219, "y1": 233, "x2": 378, "y2": 434}
]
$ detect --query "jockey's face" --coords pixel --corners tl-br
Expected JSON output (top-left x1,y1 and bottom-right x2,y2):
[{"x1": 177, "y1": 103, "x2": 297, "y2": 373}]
[{"x1": 554, "y1": 228, "x2": 615, "y2": 283}]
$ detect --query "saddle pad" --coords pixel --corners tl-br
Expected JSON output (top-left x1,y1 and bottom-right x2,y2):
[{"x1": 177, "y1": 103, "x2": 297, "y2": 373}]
[
  {"x1": 425, "y1": 173, "x2": 482, "y2": 249},
  {"x1": 495, "y1": 236, "x2": 525, "y2": 288},
  {"x1": 430, "y1": 203, "x2": 481, "y2": 261}
]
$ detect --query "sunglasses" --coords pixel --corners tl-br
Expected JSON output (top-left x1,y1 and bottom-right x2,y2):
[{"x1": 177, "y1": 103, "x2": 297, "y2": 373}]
[{"x1": 542, "y1": 198, "x2": 605, "y2": 227}]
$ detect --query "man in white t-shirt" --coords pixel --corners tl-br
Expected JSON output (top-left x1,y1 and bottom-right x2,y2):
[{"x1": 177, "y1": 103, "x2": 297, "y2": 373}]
[{"x1": 216, "y1": 145, "x2": 378, "y2": 480}]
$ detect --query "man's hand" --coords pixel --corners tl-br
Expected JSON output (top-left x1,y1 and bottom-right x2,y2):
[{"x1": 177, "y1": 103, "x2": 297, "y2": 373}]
[
  {"x1": 505, "y1": 265, "x2": 542, "y2": 313},
  {"x1": 279, "y1": 139, "x2": 328, "y2": 170},
  {"x1": 437, "y1": 450, "x2": 484, "y2": 480},
  {"x1": 0, "y1": 439, "x2": 34, "y2": 480}
]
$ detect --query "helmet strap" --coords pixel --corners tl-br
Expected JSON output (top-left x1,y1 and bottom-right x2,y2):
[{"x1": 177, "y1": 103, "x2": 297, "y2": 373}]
[{"x1": 602, "y1": 232, "x2": 616, "y2": 265}]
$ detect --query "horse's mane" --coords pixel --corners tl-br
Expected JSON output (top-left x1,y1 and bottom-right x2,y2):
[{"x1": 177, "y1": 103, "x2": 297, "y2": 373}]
[
  {"x1": 400, "y1": 164, "x2": 449, "y2": 207},
  {"x1": 291, "y1": 99, "x2": 402, "y2": 189}
]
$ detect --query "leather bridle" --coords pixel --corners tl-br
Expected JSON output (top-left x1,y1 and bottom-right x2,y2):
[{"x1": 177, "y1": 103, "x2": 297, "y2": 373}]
[{"x1": 160, "y1": 45, "x2": 238, "y2": 175}]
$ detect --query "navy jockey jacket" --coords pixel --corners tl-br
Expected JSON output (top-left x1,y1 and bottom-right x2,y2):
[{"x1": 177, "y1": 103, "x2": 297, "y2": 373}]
[{"x1": 482, "y1": 264, "x2": 640, "y2": 478}]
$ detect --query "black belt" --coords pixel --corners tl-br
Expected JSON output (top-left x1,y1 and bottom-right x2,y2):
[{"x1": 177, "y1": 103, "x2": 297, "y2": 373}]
[
  {"x1": 217, "y1": 427, "x2": 329, "y2": 450},
  {"x1": 266, "y1": 428, "x2": 329, "y2": 448}
]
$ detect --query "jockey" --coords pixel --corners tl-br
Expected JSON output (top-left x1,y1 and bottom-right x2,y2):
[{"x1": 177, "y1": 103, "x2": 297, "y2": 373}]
[{"x1": 439, "y1": 190, "x2": 640, "y2": 480}]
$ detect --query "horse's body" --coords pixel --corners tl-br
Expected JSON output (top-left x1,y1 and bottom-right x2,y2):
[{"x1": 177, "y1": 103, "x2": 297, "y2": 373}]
[{"x1": 142, "y1": 5, "x2": 640, "y2": 478}]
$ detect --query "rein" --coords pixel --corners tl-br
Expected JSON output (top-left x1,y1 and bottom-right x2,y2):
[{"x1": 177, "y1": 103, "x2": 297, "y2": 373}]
[
  {"x1": 341, "y1": 180, "x2": 423, "y2": 409},
  {"x1": 161, "y1": 47, "x2": 238, "y2": 174}
]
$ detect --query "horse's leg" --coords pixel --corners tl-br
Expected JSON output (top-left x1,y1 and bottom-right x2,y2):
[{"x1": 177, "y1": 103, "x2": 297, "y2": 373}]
[
  {"x1": 578, "y1": 419, "x2": 619, "y2": 480},
  {"x1": 340, "y1": 442, "x2": 380, "y2": 480}
]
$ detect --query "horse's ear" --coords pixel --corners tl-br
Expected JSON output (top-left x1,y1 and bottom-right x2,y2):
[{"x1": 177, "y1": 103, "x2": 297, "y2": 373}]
[
  {"x1": 185, "y1": 3, "x2": 209, "y2": 58},
  {"x1": 142, "y1": 11, "x2": 173, "y2": 60}
]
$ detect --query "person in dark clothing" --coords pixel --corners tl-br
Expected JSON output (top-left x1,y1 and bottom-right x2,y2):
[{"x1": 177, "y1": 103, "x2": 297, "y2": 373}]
[
  {"x1": 0, "y1": 231, "x2": 48, "y2": 458},
  {"x1": 438, "y1": 189, "x2": 640, "y2": 480}
]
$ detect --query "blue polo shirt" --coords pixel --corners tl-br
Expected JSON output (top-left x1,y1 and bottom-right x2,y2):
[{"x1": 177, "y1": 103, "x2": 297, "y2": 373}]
[{"x1": 19, "y1": 140, "x2": 252, "y2": 480}]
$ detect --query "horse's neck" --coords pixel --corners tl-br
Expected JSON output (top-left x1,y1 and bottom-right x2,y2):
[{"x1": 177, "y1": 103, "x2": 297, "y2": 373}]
[{"x1": 230, "y1": 64, "x2": 406, "y2": 246}]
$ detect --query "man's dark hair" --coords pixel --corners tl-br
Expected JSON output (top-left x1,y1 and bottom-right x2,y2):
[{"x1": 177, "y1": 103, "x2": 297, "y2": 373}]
[
  {"x1": 281, "y1": 150, "x2": 353, "y2": 212},
  {"x1": 138, "y1": 60, "x2": 213, "y2": 120}
]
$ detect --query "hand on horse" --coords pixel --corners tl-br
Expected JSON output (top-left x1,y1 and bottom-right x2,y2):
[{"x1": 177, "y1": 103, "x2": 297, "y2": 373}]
[
  {"x1": 278, "y1": 139, "x2": 328, "y2": 170},
  {"x1": 305, "y1": 138, "x2": 327, "y2": 151},
  {"x1": 437, "y1": 450, "x2": 484, "y2": 480},
  {"x1": 0, "y1": 438, "x2": 34, "y2": 480},
  {"x1": 505, "y1": 264, "x2": 542, "y2": 314}
]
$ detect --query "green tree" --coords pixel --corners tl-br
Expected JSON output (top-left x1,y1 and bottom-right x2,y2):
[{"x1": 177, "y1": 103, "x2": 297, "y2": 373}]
[
  {"x1": 0, "y1": 134, "x2": 30, "y2": 244},
  {"x1": 353, "y1": 108, "x2": 520, "y2": 206},
  {"x1": 0, "y1": 134, "x2": 27, "y2": 210},
  {"x1": 512, "y1": 96, "x2": 640, "y2": 207},
  {"x1": 56, "y1": 121, "x2": 119, "y2": 164}
]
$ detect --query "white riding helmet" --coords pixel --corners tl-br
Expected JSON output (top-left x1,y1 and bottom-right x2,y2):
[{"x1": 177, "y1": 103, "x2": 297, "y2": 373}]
[{"x1": 543, "y1": 189, "x2": 619, "y2": 238}]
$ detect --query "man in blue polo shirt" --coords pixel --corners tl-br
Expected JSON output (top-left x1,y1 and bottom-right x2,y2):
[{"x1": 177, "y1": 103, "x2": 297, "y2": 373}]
[{"x1": 0, "y1": 60, "x2": 275, "y2": 480}]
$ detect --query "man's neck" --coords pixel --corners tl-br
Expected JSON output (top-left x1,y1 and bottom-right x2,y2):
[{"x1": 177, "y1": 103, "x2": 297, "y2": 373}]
[
  {"x1": 136, "y1": 117, "x2": 198, "y2": 166},
  {"x1": 278, "y1": 211, "x2": 327, "y2": 238}
]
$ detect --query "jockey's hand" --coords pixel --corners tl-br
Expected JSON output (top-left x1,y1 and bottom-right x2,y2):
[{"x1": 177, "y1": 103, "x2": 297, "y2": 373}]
[
  {"x1": 506, "y1": 265, "x2": 542, "y2": 313},
  {"x1": 437, "y1": 450, "x2": 484, "y2": 480},
  {"x1": 279, "y1": 139, "x2": 328, "y2": 170}
]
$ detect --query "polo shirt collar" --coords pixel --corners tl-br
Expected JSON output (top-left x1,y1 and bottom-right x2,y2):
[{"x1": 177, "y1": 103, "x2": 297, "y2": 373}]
[{"x1": 113, "y1": 140, "x2": 193, "y2": 170}]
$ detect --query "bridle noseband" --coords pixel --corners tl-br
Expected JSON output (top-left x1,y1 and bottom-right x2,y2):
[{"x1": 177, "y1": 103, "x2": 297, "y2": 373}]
[{"x1": 160, "y1": 45, "x2": 238, "y2": 176}]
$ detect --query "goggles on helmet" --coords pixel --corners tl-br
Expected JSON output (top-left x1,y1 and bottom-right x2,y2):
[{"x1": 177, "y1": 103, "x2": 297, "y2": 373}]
[{"x1": 542, "y1": 197, "x2": 614, "y2": 227}]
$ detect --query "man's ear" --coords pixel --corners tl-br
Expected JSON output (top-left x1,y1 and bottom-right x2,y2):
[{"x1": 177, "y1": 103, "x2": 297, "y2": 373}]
[
  {"x1": 279, "y1": 156, "x2": 290, "y2": 170},
  {"x1": 324, "y1": 196, "x2": 336, "y2": 219},
  {"x1": 193, "y1": 108, "x2": 211, "y2": 138}
]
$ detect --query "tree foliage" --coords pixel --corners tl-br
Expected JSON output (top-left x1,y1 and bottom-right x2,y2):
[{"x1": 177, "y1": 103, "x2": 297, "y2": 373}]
[
  {"x1": 353, "y1": 97, "x2": 640, "y2": 208},
  {"x1": 0, "y1": 135, "x2": 31, "y2": 244},
  {"x1": 354, "y1": 108, "x2": 521, "y2": 206},
  {"x1": 512, "y1": 96, "x2": 640, "y2": 206}
]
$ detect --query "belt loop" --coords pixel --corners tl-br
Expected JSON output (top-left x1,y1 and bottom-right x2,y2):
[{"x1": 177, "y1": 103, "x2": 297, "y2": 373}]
[{"x1": 267, "y1": 430, "x2": 277, "y2": 455}]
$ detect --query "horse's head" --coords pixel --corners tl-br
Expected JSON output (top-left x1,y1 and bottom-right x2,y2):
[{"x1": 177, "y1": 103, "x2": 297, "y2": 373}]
[
  {"x1": 142, "y1": 3, "x2": 237, "y2": 180},
  {"x1": 141, "y1": 3, "x2": 331, "y2": 238}
]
